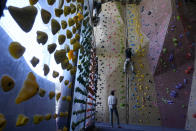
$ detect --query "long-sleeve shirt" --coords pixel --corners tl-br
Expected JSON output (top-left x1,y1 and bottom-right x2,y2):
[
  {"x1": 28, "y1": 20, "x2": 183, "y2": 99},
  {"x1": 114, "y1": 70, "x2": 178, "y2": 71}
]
[{"x1": 108, "y1": 95, "x2": 117, "y2": 109}]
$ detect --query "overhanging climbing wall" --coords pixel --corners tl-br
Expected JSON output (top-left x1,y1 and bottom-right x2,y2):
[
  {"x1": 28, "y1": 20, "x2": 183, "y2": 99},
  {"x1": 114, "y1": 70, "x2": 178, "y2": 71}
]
[
  {"x1": 126, "y1": 4, "x2": 161, "y2": 126},
  {"x1": 95, "y1": 2, "x2": 126, "y2": 124}
]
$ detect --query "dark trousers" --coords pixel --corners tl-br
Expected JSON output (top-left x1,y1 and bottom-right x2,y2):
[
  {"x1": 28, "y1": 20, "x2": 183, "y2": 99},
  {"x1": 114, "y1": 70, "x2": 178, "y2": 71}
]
[{"x1": 109, "y1": 107, "x2": 120, "y2": 126}]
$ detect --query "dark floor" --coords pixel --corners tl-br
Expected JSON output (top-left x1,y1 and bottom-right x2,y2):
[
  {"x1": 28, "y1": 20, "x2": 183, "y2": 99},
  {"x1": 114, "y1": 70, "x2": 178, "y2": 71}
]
[{"x1": 92, "y1": 122, "x2": 190, "y2": 131}]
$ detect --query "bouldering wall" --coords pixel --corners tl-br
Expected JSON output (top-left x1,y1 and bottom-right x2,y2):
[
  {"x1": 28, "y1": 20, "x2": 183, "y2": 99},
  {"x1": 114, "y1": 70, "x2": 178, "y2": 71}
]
[
  {"x1": 140, "y1": 0, "x2": 172, "y2": 74},
  {"x1": 152, "y1": 0, "x2": 195, "y2": 129},
  {"x1": 95, "y1": 2, "x2": 126, "y2": 124},
  {"x1": 0, "y1": 0, "x2": 85, "y2": 131},
  {"x1": 126, "y1": 4, "x2": 161, "y2": 126}
]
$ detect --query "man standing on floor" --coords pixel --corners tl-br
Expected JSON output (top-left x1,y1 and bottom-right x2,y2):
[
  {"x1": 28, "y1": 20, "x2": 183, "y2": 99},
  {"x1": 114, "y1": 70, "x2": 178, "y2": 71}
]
[{"x1": 108, "y1": 90, "x2": 121, "y2": 128}]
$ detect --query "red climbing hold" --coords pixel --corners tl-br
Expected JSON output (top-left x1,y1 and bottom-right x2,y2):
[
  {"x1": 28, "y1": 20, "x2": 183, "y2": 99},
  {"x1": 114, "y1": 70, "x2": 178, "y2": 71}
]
[
  {"x1": 185, "y1": 69, "x2": 190, "y2": 74},
  {"x1": 192, "y1": 114, "x2": 196, "y2": 118},
  {"x1": 186, "y1": 53, "x2": 191, "y2": 59}
]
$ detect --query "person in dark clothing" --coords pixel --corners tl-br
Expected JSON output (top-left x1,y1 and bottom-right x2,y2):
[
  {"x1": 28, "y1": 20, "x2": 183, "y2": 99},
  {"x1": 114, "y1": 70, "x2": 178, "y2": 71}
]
[{"x1": 123, "y1": 48, "x2": 134, "y2": 73}]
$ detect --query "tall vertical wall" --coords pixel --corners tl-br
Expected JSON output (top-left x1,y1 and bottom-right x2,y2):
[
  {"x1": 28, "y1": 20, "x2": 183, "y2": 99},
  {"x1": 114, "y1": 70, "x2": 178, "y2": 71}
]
[
  {"x1": 126, "y1": 4, "x2": 161, "y2": 126},
  {"x1": 140, "y1": 0, "x2": 172, "y2": 74},
  {"x1": 95, "y1": 2, "x2": 127, "y2": 124}
]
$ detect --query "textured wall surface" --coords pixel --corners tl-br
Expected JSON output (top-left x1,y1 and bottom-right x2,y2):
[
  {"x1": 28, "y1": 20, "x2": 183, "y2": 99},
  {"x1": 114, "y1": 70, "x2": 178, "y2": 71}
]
[
  {"x1": 95, "y1": 2, "x2": 127, "y2": 124},
  {"x1": 126, "y1": 4, "x2": 161, "y2": 126},
  {"x1": 153, "y1": 0, "x2": 195, "y2": 129},
  {"x1": 140, "y1": 0, "x2": 172, "y2": 74},
  {"x1": 0, "y1": 26, "x2": 56, "y2": 131}
]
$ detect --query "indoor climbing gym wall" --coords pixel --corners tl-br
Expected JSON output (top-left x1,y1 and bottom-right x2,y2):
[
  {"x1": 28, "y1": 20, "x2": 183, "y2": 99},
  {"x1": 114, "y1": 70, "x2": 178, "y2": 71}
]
[
  {"x1": 153, "y1": 0, "x2": 195, "y2": 129},
  {"x1": 94, "y1": 2, "x2": 127, "y2": 123},
  {"x1": 126, "y1": 4, "x2": 161, "y2": 126},
  {"x1": 70, "y1": 1, "x2": 97, "y2": 130},
  {"x1": 0, "y1": 0, "x2": 88, "y2": 131},
  {"x1": 140, "y1": 0, "x2": 172, "y2": 74}
]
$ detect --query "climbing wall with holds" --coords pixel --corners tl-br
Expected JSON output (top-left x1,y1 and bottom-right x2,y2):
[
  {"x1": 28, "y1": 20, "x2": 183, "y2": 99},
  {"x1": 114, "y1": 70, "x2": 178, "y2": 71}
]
[
  {"x1": 153, "y1": 0, "x2": 195, "y2": 129},
  {"x1": 94, "y1": 2, "x2": 126, "y2": 124},
  {"x1": 140, "y1": 0, "x2": 172, "y2": 74},
  {"x1": 126, "y1": 4, "x2": 161, "y2": 126}
]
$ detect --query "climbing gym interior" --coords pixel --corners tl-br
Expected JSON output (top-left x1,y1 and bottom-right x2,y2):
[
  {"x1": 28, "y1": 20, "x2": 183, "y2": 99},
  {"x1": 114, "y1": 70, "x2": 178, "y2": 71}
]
[{"x1": 0, "y1": 0, "x2": 195, "y2": 131}]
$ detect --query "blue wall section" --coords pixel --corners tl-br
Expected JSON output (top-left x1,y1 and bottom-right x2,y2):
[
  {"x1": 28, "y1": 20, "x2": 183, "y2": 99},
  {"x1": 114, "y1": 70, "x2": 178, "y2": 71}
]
[{"x1": 0, "y1": 26, "x2": 56, "y2": 131}]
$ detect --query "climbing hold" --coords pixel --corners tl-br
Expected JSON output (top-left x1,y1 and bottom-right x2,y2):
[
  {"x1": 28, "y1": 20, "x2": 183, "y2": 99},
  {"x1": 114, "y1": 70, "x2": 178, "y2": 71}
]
[
  {"x1": 0, "y1": 113, "x2": 6, "y2": 130},
  {"x1": 61, "y1": 20, "x2": 67, "y2": 29},
  {"x1": 70, "y1": 38, "x2": 76, "y2": 45},
  {"x1": 9, "y1": 42, "x2": 25, "y2": 59},
  {"x1": 66, "y1": 96, "x2": 71, "y2": 102},
  {"x1": 64, "y1": 6, "x2": 71, "y2": 16},
  {"x1": 68, "y1": 82, "x2": 72, "y2": 88},
  {"x1": 55, "y1": 8, "x2": 63, "y2": 17},
  {"x1": 47, "y1": 43, "x2": 57, "y2": 54},
  {"x1": 75, "y1": 34, "x2": 80, "y2": 41},
  {"x1": 184, "y1": 79, "x2": 188, "y2": 84},
  {"x1": 72, "y1": 26, "x2": 76, "y2": 34},
  {"x1": 29, "y1": 0, "x2": 38, "y2": 5},
  {"x1": 73, "y1": 41, "x2": 81, "y2": 51},
  {"x1": 52, "y1": 71, "x2": 59, "y2": 78},
  {"x1": 58, "y1": 35, "x2": 66, "y2": 45},
  {"x1": 15, "y1": 72, "x2": 39, "y2": 104},
  {"x1": 61, "y1": 58, "x2": 69, "y2": 69},
  {"x1": 47, "y1": 0, "x2": 56, "y2": 5},
  {"x1": 66, "y1": 29, "x2": 73, "y2": 39},
  {"x1": 43, "y1": 64, "x2": 50, "y2": 76},
  {"x1": 77, "y1": 13, "x2": 84, "y2": 21},
  {"x1": 37, "y1": 31, "x2": 48, "y2": 45},
  {"x1": 33, "y1": 115, "x2": 44, "y2": 124},
  {"x1": 68, "y1": 50, "x2": 74, "y2": 60},
  {"x1": 41, "y1": 9, "x2": 51, "y2": 24},
  {"x1": 193, "y1": 113, "x2": 196, "y2": 118},
  {"x1": 16, "y1": 114, "x2": 29, "y2": 127},
  {"x1": 38, "y1": 88, "x2": 46, "y2": 97},
  {"x1": 53, "y1": 113, "x2": 58, "y2": 119},
  {"x1": 70, "y1": 3, "x2": 76, "y2": 14},
  {"x1": 62, "y1": 96, "x2": 66, "y2": 101},
  {"x1": 45, "y1": 114, "x2": 51, "y2": 120},
  {"x1": 170, "y1": 90, "x2": 177, "y2": 97},
  {"x1": 54, "y1": 49, "x2": 67, "y2": 64},
  {"x1": 51, "y1": 19, "x2": 61, "y2": 35},
  {"x1": 49, "y1": 91, "x2": 55, "y2": 99},
  {"x1": 64, "y1": 80, "x2": 69, "y2": 86},
  {"x1": 8, "y1": 6, "x2": 37, "y2": 32},
  {"x1": 68, "y1": 18, "x2": 75, "y2": 27},
  {"x1": 56, "y1": 92, "x2": 61, "y2": 101},
  {"x1": 30, "y1": 56, "x2": 39, "y2": 67},
  {"x1": 1, "y1": 75, "x2": 15, "y2": 92},
  {"x1": 59, "y1": 76, "x2": 64, "y2": 83},
  {"x1": 186, "y1": 52, "x2": 191, "y2": 59}
]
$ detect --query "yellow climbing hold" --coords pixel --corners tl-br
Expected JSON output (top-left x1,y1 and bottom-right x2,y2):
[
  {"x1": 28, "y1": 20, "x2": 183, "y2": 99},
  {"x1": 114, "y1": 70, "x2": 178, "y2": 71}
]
[
  {"x1": 49, "y1": 91, "x2": 55, "y2": 99},
  {"x1": 64, "y1": 80, "x2": 69, "y2": 86},
  {"x1": 45, "y1": 114, "x2": 51, "y2": 120},
  {"x1": 1, "y1": 75, "x2": 15, "y2": 92},
  {"x1": 15, "y1": 72, "x2": 39, "y2": 104},
  {"x1": 66, "y1": 96, "x2": 71, "y2": 102},
  {"x1": 9, "y1": 42, "x2": 25, "y2": 59},
  {"x1": 77, "y1": 13, "x2": 84, "y2": 21},
  {"x1": 68, "y1": 50, "x2": 74, "y2": 60},
  {"x1": 0, "y1": 114, "x2": 6, "y2": 130},
  {"x1": 33, "y1": 115, "x2": 44, "y2": 124},
  {"x1": 29, "y1": 0, "x2": 38, "y2": 5},
  {"x1": 38, "y1": 88, "x2": 46, "y2": 97},
  {"x1": 16, "y1": 114, "x2": 29, "y2": 127},
  {"x1": 66, "y1": 29, "x2": 73, "y2": 39},
  {"x1": 56, "y1": 92, "x2": 61, "y2": 101}
]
